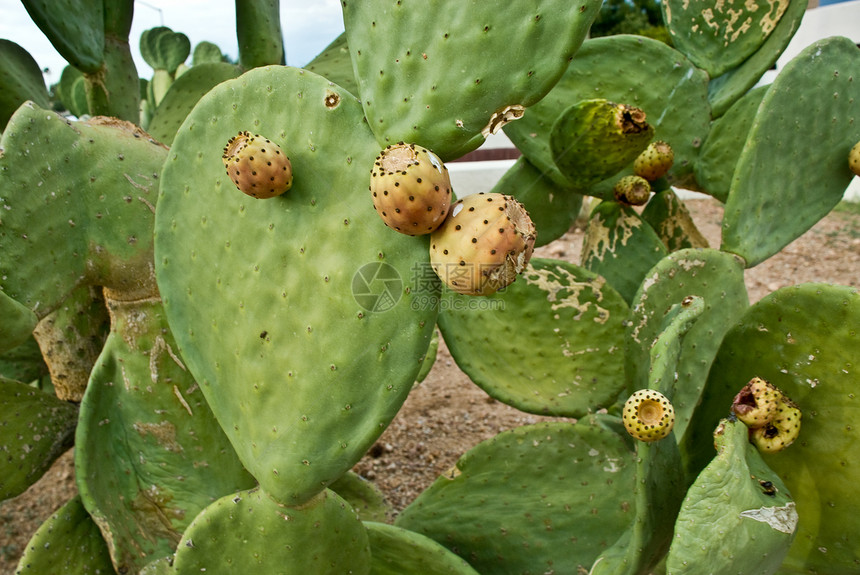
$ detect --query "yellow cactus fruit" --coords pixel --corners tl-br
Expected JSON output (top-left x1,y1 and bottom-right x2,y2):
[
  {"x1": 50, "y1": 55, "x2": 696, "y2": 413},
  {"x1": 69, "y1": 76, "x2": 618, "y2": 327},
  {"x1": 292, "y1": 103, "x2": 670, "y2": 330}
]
[
  {"x1": 849, "y1": 141, "x2": 860, "y2": 177},
  {"x1": 622, "y1": 389, "x2": 675, "y2": 442},
  {"x1": 633, "y1": 140, "x2": 674, "y2": 181},
  {"x1": 222, "y1": 131, "x2": 293, "y2": 199},
  {"x1": 751, "y1": 399, "x2": 802, "y2": 453},
  {"x1": 731, "y1": 377, "x2": 782, "y2": 428}
]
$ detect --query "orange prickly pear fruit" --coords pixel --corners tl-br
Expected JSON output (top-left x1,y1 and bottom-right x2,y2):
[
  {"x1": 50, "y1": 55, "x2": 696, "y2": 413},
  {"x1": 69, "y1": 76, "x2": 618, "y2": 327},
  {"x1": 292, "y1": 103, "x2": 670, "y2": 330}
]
[{"x1": 222, "y1": 131, "x2": 293, "y2": 199}]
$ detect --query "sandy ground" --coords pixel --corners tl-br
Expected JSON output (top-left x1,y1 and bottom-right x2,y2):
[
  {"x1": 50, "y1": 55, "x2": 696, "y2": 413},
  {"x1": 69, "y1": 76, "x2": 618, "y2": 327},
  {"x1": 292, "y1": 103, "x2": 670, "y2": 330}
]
[{"x1": 2, "y1": 198, "x2": 858, "y2": 573}]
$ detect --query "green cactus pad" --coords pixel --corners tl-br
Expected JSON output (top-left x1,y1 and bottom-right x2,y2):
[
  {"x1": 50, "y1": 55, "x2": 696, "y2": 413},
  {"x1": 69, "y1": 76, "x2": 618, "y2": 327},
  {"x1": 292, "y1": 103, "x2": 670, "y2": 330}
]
[
  {"x1": 551, "y1": 99, "x2": 654, "y2": 189},
  {"x1": 662, "y1": 0, "x2": 789, "y2": 78},
  {"x1": 154, "y1": 66, "x2": 437, "y2": 505},
  {"x1": 688, "y1": 283, "x2": 860, "y2": 573},
  {"x1": 627, "y1": 249, "x2": 748, "y2": 449},
  {"x1": 0, "y1": 104, "x2": 167, "y2": 316},
  {"x1": 396, "y1": 418, "x2": 636, "y2": 574},
  {"x1": 173, "y1": 488, "x2": 371, "y2": 574},
  {"x1": 666, "y1": 419, "x2": 796, "y2": 575},
  {"x1": 0, "y1": 292, "x2": 39, "y2": 352},
  {"x1": 140, "y1": 26, "x2": 191, "y2": 75},
  {"x1": 365, "y1": 522, "x2": 480, "y2": 575},
  {"x1": 0, "y1": 40, "x2": 50, "y2": 131},
  {"x1": 640, "y1": 189, "x2": 710, "y2": 252},
  {"x1": 192, "y1": 41, "x2": 224, "y2": 66},
  {"x1": 707, "y1": 0, "x2": 808, "y2": 118},
  {"x1": 236, "y1": 0, "x2": 286, "y2": 69},
  {"x1": 0, "y1": 380, "x2": 77, "y2": 500},
  {"x1": 147, "y1": 62, "x2": 241, "y2": 146},
  {"x1": 304, "y1": 32, "x2": 359, "y2": 97},
  {"x1": 721, "y1": 37, "x2": 860, "y2": 268},
  {"x1": 15, "y1": 495, "x2": 115, "y2": 574},
  {"x1": 56, "y1": 65, "x2": 90, "y2": 119},
  {"x1": 342, "y1": 0, "x2": 601, "y2": 161},
  {"x1": 695, "y1": 86, "x2": 768, "y2": 202},
  {"x1": 20, "y1": 0, "x2": 104, "y2": 73},
  {"x1": 504, "y1": 35, "x2": 710, "y2": 197},
  {"x1": 437, "y1": 258, "x2": 629, "y2": 417},
  {"x1": 591, "y1": 298, "x2": 701, "y2": 574},
  {"x1": 581, "y1": 200, "x2": 668, "y2": 305},
  {"x1": 415, "y1": 326, "x2": 439, "y2": 385},
  {"x1": 489, "y1": 156, "x2": 582, "y2": 247},
  {"x1": 75, "y1": 297, "x2": 255, "y2": 573},
  {"x1": 330, "y1": 471, "x2": 391, "y2": 523}
]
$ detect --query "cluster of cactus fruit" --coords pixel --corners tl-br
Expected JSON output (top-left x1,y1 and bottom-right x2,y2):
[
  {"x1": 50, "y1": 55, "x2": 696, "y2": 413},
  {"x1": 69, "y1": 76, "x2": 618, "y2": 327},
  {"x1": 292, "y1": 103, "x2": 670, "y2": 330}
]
[{"x1": 1, "y1": 0, "x2": 859, "y2": 574}]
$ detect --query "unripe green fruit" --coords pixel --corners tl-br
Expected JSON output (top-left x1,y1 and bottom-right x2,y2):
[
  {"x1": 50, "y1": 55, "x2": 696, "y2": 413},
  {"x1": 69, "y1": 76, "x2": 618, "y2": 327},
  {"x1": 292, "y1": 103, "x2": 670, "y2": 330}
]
[
  {"x1": 222, "y1": 131, "x2": 293, "y2": 199},
  {"x1": 613, "y1": 175, "x2": 652, "y2": 206},
  {"x1": 429, "y1": 193, "x2": 535, "y2": 296},
  {"x1": 849, "y1": 141, "x2": 860, "y2": 177},
  {"x1": 370, "y1": 143, "x2": 452, "y2": 235},
  {"x1": 634, "y1": 140, "x2": 674, "y2": 181},
  {"x1": 622, "y1": 389, "x2": 675, "y2": 442},
  {"x1": 750, "y1": 399, "x2": 802, "y2": 453},
  {"x1": 731, "y1": 377, "x2": 782, "y2": 428}
]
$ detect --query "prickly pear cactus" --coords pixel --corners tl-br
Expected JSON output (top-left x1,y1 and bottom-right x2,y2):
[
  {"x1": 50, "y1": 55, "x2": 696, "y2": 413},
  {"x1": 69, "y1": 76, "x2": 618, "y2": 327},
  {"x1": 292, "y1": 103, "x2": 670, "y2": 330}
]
[
  {"x1": 437, "y1": 258, "x2": 629, "y2": 416},
  {"x1": 364, "y1": 522, "x2": 480, "y2": 574},
  {"x1": 16, "y1": 495, "x2": 114, "y2": 574},
  {"x1": 154, "y1": 65, "x2": 437, "y2": 505},
  {"x1": 666, "y1": 419, "x2": 797, "y2": 575},
  {"x1": 640, "y1": 189, "x2": 709, "y2": 251},
  {"x1": 721, "y1": 37, "x2": 860, "y2": 267},
  {"x1": 396, "y1": 418, "x2": 637, "y2": 574},
  {"x1": 0, "y1": 39, "x2": 50, "y2": 130},
  {"x1": 690, "y1": 283, "x2": 860, "y2": 572},
  {"x1": 342, "y1": 0, "x2": 602, "y2": 160}
]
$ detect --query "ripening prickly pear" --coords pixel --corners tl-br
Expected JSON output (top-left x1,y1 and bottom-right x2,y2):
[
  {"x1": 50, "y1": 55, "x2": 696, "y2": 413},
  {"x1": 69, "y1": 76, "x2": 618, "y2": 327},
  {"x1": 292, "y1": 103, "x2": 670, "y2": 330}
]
[
  {"x1": 613, "y1": 175, "x2": 652, "y2": 206},
  {"x1": 222, "y1": 131, "x2": 293, "y2": 199},
  {"x1": 370, "y1": 142, "x2": 452, "y2": 235},
  {"x1": 429, "y1": 193, "x2": 535, "y2": 296},
  {"x1": 731, "y1": 377, "x2": 782, "y2": 428},
  {"x1": 634, "y1": 140, "x2": 674, "y2": 181},
  {"x1": 849, "y1": 141, "x2": 860, "y2": 177},
  {"x1": 751, "y1": 399, "x2": 802, "y2": 453},
  {"x1": 622, "y1": 389, "x2": 675, "y2": 442}
]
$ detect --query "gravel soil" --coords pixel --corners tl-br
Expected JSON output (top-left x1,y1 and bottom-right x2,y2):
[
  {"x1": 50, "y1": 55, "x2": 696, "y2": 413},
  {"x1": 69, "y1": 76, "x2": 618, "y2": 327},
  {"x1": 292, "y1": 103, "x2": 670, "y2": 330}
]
[{"x1": 2, "y1": 198, "x2": 858, "y2": 573}]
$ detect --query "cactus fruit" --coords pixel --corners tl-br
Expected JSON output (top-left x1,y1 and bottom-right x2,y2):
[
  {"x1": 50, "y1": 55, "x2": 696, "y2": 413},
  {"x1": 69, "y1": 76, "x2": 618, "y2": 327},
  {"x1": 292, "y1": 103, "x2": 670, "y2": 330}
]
[
  {"x1": 634, "y1": 140, "x2": 674, "y2": 181},
  {"x1": 622, "y1": 389, "x2": 675, "y2": 442},
  {"x1": 370, "y1": 143, "x2": 452, "y2": 235},
  {"x1": 429, "y1": 193, "x2": 536, "y2": 296},
  {"x1": 850, "y1": 141, "x2": 860, "y2": 177},
  {"x1": 613, "y1": 174, "x2": 652, "y2": 206},
  {"x1": 732, "y1": 377, "x2": 782, "y2": 428},
  {"x1": 222, "y1": 131, "x2": 293, "y2": 199},
  {"x1": 751, "y1": 399, "x2": 802, "y2": 453}
]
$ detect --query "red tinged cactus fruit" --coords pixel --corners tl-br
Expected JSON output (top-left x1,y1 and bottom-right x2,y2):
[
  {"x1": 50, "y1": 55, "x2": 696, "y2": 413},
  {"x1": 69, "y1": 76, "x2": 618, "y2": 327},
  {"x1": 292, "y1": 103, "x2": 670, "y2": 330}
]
[
  {"x1": 634, "y1": 140, "x2": 675, "y2": 181},
  {"x1": 731, "y1": 377, "x2": 782, "y2": 428},
  {"x1": 613, "y1": 175, "x2": 652, "y2": 206},
  {"x1": 370, "y1": 142, "x2": 452, "y2": 235},
  {"x1": 222, "y1": 131, "x2": 293, "y2": 199},
  {"x1": 622, "y1": 389, "x2": 675, "y2": 442},
  {"x1": 750, "y1": 398, "x2": 802, "y2": 453},
  {"x1": 850, "y1": 141, "x2": 860, "y2": 177},
  {"x1": 429, "y1": 193, "x2": 536, "y2": 296}
]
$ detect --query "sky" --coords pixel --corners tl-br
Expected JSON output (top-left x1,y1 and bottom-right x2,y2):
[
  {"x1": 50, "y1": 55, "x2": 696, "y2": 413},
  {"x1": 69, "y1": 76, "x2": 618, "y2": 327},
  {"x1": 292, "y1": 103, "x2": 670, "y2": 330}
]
[{"x1": 0, "y1": 0, "x2": 345, "y2": 86}]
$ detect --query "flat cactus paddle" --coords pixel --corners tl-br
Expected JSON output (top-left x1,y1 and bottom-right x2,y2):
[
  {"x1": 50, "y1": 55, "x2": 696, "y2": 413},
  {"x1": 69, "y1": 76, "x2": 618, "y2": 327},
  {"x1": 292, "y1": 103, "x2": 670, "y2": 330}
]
[
  {"x1": 365, "y1": 522, "x2": 480, "y2": 575},
  {"x1": 155, "y1": 66, "x2": 437, "y2": 505},
  {"x1": 0, "y1": 40, "x2": 50, "y2": 131},
  {"x1": 342, "y1": 0, "x2": 602, "y2": 161}
]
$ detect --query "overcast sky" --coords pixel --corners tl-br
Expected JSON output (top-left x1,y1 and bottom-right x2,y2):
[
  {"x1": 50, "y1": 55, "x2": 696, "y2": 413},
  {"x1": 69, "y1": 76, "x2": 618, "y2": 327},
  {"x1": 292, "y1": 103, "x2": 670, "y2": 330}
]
[{"x1": 0, "y1": 0, "x2": 345, "y2": 86}]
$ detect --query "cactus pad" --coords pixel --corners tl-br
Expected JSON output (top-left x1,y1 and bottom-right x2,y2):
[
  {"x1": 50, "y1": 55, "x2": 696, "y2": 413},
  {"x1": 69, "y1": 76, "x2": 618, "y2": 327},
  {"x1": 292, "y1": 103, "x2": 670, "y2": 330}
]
[
  {"x1": 303, "y1": 32, "x2": 359, "y2": 96},
  {"x1": 0, "y1": 40, "x2": 50, "y2": 130},
  {"x1": 396, "y1": 418, "x2": 636, "y2": 574},
  {"x1": 154, "y1": 66, "x2": 437, "y2": 504},
  {"x1": 16, "y1": 495, "x2": 114, "y2": 574},
  {"x1": 20, "y1": 0, "x2": 104, "y2": 72},
  {"x1": 640, "y1": 189, "x2": 710, "y2": 251},
  {"x1": 172, "y1": 488, "x2": 371, "y2": 574},
  {"x1": 721, "y1": 37, "x2": 860, "y2": 267},
  {"x1": 666, "y1": 419, "x2": 796, "y2": 574},
  {"x1": 0, "y1": 380, "x2": 77, "y2": 500},
  {"x1": 437, "y1": 258, "x2": 629, "y2": 416},
  {"x1": 140, "y1": 26, "x2": 191, "y2": 75},
  {"x1": 342, "y1": 0, "x2": 601, "y2": 161},
  {"x1": 692, "y1": 283, "x2": 860, "y2": 572},
  {"x1": 365, "y1": 522, "x2": 480, "y2": 574}
]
